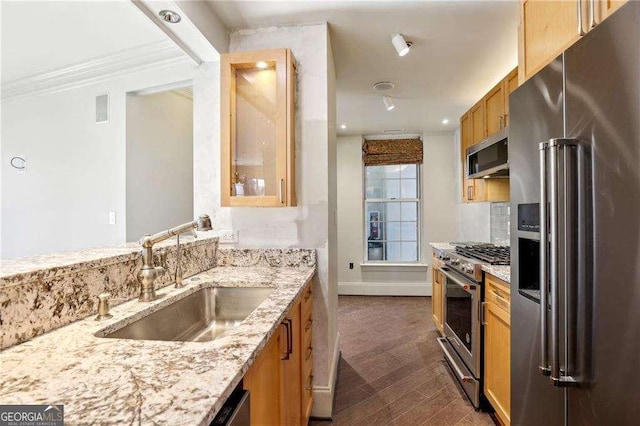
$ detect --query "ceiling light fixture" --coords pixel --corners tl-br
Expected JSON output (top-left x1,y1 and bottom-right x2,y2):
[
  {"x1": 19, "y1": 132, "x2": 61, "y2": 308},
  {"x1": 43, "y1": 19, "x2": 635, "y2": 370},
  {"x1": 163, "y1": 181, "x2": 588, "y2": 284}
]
[
  {"x1": 373, "y1": 81, "x2": 395, "y2": 92},
  {"x1": 340, "y1": 124, "x2": 347, "y2": 130},
  {"x1": 442, "y1": 118, "x2": 450, "y2": 125},
  {"x1": 159, "y1": 10, "x2": 181, "y2": 24},
  {"x1": 256, "y1": 61, "x2": 268, "y2": 69},
  {"x1": 391, "y1": 33, "x2": 412, "y2": 57},
  {"x1": 383, "y1": 96, "x2": 395, "y2": 111}
]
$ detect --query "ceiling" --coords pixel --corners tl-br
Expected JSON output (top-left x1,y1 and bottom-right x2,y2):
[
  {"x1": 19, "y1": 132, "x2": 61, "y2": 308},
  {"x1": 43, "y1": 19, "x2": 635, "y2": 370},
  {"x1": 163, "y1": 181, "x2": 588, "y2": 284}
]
[
  {"x1": 207, "y1": 0, "x2": 518, "y2": 135},
  {"x1": 1, "y1": 1, "x2": 169, "y2": 83}
]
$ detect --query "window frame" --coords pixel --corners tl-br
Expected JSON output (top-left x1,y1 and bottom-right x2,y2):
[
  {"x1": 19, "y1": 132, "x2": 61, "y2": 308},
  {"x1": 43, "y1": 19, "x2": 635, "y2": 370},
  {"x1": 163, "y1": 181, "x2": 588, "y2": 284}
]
[{"x1": 362, "y1": 163, "x2": 422, "y2": 264}]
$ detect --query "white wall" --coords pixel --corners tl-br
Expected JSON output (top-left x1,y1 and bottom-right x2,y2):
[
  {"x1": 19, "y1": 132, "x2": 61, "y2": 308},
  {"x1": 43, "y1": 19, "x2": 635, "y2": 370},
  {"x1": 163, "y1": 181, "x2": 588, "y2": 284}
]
[
  {"x1": 453, "y1": 128, "x2": 492, "y2": 242},
  {"x1": 126, "y1": 90, "x2": 193, "y2": 240},
  {"x1": 192, "y1": 23, "x2": 338, "y2": 417},
  {"x1": 1, "y1": 61, "x2": 195, "y2": 258},
  {"x1": 336, "y1": 133, "x2": 458, "y2": 296}
]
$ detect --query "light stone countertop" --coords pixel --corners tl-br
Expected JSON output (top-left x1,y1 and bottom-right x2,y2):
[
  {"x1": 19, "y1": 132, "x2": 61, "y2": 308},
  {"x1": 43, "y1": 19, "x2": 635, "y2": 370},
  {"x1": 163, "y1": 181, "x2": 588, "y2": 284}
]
[
  {"x1": 0, "y1": 265, "x2": 315, "y2": 425},
  {"x1": 429, "y1": 242, "x2": 455, "y2": 254},
  {"x1": 0, "y1": 235, "x2": 217, "y2": 287},
  {"x1": 482, "y1": 265, "x2": 511, "y2": 283}
]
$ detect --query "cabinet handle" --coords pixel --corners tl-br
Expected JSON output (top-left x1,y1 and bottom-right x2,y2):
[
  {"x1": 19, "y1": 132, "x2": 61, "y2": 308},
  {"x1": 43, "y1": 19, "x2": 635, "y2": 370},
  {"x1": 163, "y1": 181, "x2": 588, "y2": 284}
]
[
  {"x1": 281, "y1": 321, "x2": 291, "y2": 360},
  {"x1": 305, "y1": 319, "x2": 313, "y2": 331},
  {"x1": 589, "y1": 0, "x2": 596, "y2": 28},
  {"x1": 305, "y1": 346, "x2": 313, "y2": 361},
  {"x1": 279, "y1": 179, "x2": 285, "y2": 204},
  {"x1": 287, "y1": 318, "x2": 293, "y2": 356},
  {"x1": 467, "y1": 185, "x2": 472, "y2": 201},
  {"x1": 492, "y1": 288, "x2": 507, "y2": 301},
  {"x1": 498, "y1": 115, "x2": 503, "y2": 129},
  {"x1": 481, "y1": 302, "x2": 487, "y2": 325},
  {"x1": 304, "y1": 288, "x2": 312, "y2": 301},
  {"x1": 577, "y1": 0, "x2": 585, "y2": 36},
  {"x1": 504, "y1": 113, "x2": 508, "y2": 127},
  {"x1": 306, "y1": 374, "x2": 314, "y2": 391}
]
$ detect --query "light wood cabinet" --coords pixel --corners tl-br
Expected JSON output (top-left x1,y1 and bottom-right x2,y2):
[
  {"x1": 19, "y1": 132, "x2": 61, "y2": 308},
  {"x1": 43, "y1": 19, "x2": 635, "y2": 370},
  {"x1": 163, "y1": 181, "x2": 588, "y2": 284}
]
[
  {"x1": 483, "y1": 273, "x2": 511, "y2": 426},
  {"x1": 459, "y1": 68, "x2": 515, "y2": 203},
  {"x1": 518, "y1": 0, "x2": 628, "y2": 84},
  {"x1": 243, "y1": 281, "x2": 313, "y2": 426},
  {"x1": 431, "y1": 256, "x2": 444, "y2": 334},
  {"x1": 243, "y1": 326, "x2": 282, "y2": 425},
  {"x1": 221, "y1": 48, "x2": 296, "y2": 207}
]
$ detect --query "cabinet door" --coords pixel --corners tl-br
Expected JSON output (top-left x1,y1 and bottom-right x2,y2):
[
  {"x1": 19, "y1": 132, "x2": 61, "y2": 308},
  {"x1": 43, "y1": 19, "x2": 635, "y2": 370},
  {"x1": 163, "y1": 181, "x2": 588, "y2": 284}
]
[
  {"x1": 484, "y1": 294, "x2": 511, "y2": 425},
  {"x1": 243, "y1": 328, "x2": 283, "y2": 425},
  {"x1": 432, "y1": 268, "x2": 443, "y2": 333},
  {"x1": 460, "y1": 113, "x2": 474, "y2": 203},
  {"x1": 504, "y1": 68, "x2": 519, "y2": 127},
  {"x1": 485, "y1": 81, "x2": 506, "y2": 136},
  {"x1": 282, "y1": 302, "x2": 302, "y2": 426},
  {"x1": 221, "y1": 48, "x2": 296, "y2": 207},
  {"x1": 470, "y1": 101, "x2": 485, "y2": 144},
  {"x1": 519, "y1": 0, "x2": 585, "y2": 82}
]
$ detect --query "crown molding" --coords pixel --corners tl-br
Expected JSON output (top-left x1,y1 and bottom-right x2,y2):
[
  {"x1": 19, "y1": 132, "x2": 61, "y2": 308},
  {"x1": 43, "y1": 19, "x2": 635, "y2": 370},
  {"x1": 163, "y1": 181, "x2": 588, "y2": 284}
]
[{"x1": 1, "y1": 40, "x2": 195, "y2": 101}]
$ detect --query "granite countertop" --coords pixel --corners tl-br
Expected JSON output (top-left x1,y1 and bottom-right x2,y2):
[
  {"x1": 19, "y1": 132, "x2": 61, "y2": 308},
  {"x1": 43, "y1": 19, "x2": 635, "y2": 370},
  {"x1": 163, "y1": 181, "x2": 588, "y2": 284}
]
[
  {"x1": 0, "y1": 234, "x2": 217, "y2": 286},
  {"x1": 429, "y1": 242, "x2": 455, "y2": 253},
  {"x1": 482, "y1": 265, "x2": 510, "y2": 283},
  {"x1": 0, "y1": 265, "x2": 315, "y2": 425}
]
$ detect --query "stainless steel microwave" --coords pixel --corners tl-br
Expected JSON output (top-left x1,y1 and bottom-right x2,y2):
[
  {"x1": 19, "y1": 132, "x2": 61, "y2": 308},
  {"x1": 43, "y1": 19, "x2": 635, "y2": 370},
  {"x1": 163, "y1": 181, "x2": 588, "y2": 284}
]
[{"x1": 466, "y1": 127, "x2": 509, "y2": 179}]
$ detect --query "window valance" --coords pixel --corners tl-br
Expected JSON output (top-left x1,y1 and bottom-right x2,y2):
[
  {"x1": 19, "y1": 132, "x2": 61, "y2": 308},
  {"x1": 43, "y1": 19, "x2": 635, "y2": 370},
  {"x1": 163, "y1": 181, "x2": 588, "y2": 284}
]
[{"x1": 362, "y1": 138, "x2": 423, "y2": 166}]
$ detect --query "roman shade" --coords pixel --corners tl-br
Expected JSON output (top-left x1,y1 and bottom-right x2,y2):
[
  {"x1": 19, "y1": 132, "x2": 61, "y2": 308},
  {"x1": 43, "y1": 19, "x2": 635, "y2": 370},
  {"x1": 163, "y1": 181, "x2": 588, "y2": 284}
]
[{"x1": 362, "y1": 138, "x2": 423, "y2": 166}]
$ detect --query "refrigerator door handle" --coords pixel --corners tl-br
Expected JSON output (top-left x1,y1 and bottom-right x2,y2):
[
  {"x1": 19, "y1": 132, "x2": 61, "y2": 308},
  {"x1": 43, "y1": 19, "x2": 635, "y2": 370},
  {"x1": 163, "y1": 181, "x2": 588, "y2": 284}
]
[
  {"x1": 539, "y1": 141, "x2": 551, "y2": 376},
  {"x1": 548, "y1": 138, "x2": 581, "y2": 387}
]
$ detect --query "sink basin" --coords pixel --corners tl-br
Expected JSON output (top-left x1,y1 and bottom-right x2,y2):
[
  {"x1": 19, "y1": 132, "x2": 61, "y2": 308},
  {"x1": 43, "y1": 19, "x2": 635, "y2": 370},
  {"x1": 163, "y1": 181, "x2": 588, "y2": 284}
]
[{"x1": 101, "y1": 287, "x2": 273, "y2": 342}]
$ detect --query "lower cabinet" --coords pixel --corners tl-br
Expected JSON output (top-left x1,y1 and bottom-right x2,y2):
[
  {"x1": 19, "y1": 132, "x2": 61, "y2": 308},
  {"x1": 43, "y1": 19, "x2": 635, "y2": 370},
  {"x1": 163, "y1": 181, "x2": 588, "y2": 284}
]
[
  {"x1": 431, "y1": 256, "x2": 444, "y2": 334},
  {"x1": 483, "y1": 273, "x2": 511, "y2": 426},
  {"x1": 244, "y1": 281, "x2": 313, "y2": 425}
]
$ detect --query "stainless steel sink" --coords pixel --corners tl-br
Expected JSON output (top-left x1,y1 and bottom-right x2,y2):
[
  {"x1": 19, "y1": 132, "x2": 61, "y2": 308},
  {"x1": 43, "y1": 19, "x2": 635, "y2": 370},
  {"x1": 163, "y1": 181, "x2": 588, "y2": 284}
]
[{"x1": 100, "y1": 287, "x2": 273, "y2": 342}]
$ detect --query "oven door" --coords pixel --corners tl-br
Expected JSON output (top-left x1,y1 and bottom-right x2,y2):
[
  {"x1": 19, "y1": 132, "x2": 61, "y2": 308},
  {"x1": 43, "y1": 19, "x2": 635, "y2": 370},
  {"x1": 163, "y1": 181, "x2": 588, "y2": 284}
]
[{"x1": 441, "y1": 267, "x2": 481, "y2": 378}]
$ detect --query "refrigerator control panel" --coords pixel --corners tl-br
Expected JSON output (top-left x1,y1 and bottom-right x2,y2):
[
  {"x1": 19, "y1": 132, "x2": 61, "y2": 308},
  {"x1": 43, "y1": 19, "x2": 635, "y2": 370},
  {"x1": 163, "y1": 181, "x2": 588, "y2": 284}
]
[{"x1": 518, "y1": 203, "x2": 540, "y2": 232}]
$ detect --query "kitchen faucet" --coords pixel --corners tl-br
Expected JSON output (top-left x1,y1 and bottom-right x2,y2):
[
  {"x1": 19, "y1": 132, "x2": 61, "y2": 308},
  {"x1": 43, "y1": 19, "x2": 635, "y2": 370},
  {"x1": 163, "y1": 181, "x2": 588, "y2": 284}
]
[{"x1": 137, "y1": 214, "x2": 212, "y2": 302}]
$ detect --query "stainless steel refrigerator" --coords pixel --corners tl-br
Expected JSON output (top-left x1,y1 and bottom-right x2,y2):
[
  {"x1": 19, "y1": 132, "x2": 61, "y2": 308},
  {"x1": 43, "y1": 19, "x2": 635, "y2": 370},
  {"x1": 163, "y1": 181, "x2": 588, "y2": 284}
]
[{"x1": 509, "y1": 1, "x2": 640, "y2": 424}]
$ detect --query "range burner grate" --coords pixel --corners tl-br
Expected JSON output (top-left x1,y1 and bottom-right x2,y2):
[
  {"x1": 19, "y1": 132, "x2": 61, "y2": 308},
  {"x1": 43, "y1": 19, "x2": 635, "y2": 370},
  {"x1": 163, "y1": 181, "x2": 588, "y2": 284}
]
[{"x1": 455, "y1": 245, "x2": 510, "y2": 265}]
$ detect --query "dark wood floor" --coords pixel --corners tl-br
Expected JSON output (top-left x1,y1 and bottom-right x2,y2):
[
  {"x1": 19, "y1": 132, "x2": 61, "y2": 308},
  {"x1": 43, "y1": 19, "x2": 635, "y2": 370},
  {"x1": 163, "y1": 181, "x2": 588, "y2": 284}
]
[{"x1": 310, "y1": 296, "x2": 495, "y2": 426}]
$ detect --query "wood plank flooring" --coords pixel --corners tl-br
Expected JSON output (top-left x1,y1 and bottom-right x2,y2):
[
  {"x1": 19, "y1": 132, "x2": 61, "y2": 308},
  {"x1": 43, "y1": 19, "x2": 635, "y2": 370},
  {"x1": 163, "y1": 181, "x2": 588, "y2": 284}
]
[{"x1": 310, "y1": 296, "x2": 495, "y2": 426}]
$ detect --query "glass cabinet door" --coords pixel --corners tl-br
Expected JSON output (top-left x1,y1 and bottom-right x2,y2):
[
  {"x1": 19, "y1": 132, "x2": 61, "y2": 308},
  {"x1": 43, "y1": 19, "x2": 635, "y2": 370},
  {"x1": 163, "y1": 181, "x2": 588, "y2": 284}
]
[{"x1": 221, "y1": 49, "x2": 296, "y2": 207}]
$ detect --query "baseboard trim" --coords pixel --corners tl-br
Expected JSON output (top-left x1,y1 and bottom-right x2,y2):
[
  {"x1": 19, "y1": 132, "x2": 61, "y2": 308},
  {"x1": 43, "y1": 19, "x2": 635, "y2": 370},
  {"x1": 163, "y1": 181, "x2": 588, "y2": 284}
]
[
  {"x1": 310, "y1": 332, "x2": 341, "y2": 418},
  {"x1": 338, "y1": 282, "x2": 432, "y2": 296}
]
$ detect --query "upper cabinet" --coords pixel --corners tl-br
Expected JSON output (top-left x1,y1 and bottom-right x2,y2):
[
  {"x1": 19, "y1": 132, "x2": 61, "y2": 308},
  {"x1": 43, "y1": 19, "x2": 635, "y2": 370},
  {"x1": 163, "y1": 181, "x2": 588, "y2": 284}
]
[
  {"x1": 459, "y1": 68, "x2": 516, "y2": 203},
  {"x1": 221, "y1": 49, "x2": 297, "y2": 207},
  {"x1": 519, "y1": 0, "x2": 628, "y2": 83}
]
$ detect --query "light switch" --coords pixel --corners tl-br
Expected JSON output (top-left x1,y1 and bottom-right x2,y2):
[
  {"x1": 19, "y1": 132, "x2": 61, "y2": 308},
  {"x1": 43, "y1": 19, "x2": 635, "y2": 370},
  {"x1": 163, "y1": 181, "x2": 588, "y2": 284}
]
[
  {"x1": 108, "y1": 211, "x2": 116, "y2": 225},
  {"x1": 96, "y1": 94, "x2": 109, "y2": 123}
]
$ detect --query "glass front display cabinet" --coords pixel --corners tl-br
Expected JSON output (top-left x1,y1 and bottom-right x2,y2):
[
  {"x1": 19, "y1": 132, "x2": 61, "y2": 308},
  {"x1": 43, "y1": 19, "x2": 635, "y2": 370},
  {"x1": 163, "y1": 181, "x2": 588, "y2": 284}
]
[{"x1": 221, "y1": 48, "x2": 296, "y2": 207}]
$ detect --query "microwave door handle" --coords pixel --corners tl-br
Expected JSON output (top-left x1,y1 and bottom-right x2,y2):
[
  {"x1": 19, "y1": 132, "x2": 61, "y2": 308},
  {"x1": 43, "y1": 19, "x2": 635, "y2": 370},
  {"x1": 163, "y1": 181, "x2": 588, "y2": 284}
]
[{"x1": 539, "y1": 142, "x2": 551, "y2": 376}]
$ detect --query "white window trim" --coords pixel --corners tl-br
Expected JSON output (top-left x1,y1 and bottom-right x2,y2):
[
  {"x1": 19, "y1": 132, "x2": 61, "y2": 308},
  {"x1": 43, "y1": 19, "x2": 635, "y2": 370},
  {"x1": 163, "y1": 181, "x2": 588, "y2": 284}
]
[{"x1": 362, "y1": 163, "x2": 423, "y2": 265}]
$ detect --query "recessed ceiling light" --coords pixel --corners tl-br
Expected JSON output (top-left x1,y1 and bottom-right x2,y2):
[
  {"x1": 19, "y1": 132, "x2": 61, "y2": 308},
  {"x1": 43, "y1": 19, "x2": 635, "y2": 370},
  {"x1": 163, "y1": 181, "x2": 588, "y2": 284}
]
[
  {"x1": 383, "y1": 96, "x2": 395, "y2": 111},
  {"x1": 373, "y1": 81, "x2": 395, "y2": 92},
  {"x1": 340, "y1": 124, "x2": 347, "y2": 130},
  {"x1": 442, "y1": 118, "x2": 450, "y2": 125},
  {"x1": 159, "y1": 10, "x2": 181, "y2": 24},
  {"x1": 256, "y1": 61, "x2": 268, "y2": 69}
]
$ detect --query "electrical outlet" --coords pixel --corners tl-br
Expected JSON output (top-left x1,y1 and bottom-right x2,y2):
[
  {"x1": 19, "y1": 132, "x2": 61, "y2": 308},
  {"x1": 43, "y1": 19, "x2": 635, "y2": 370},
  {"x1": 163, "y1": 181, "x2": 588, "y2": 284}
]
[{"x1": 218, "y1": 229, "x2": 239, "y2": 243}]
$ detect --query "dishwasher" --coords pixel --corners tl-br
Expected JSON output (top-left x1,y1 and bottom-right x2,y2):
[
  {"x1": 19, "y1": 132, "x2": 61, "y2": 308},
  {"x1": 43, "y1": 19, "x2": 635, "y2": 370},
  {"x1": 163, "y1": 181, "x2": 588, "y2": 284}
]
[{"x1": 210, "y1": 385, "x2": 250, "y2": 426}]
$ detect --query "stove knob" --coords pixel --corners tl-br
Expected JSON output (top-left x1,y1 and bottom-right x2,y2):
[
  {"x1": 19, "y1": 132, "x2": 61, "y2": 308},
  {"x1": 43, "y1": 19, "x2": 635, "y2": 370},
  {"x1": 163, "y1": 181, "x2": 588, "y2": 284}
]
[
  {"x1": 451, "y1": 259, "x2": 460, "y2": 265},
  {"x1": 466, "y1": 266, "x2": 475, "y2": 274}
]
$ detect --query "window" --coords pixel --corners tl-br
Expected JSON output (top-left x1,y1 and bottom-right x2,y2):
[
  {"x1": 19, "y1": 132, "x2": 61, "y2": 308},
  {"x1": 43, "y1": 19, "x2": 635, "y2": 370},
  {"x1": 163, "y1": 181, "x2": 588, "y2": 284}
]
[{"x1": 364, "y1": 164, "x2": 420, "y2": 262}]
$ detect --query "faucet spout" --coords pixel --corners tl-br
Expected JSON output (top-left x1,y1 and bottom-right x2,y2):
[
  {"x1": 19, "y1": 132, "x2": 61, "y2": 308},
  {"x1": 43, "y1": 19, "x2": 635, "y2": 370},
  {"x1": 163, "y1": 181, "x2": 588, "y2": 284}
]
[{"x1": 137, "y1": 214, "x2": 211, "y2": 302}]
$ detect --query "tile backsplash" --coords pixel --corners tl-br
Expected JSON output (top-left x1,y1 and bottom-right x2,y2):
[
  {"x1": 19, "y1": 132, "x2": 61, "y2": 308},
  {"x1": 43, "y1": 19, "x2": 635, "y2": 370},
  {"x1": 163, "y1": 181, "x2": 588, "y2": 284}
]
[{"x1": 490, "y1": 202, "x2": 510, "y2": 245}]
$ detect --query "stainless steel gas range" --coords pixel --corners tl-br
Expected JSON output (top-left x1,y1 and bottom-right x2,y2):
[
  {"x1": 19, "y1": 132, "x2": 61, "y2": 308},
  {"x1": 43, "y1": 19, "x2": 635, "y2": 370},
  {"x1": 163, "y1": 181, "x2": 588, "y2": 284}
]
[{"x1": 435, "y1": 243, "x2": 510, "y2": 408}]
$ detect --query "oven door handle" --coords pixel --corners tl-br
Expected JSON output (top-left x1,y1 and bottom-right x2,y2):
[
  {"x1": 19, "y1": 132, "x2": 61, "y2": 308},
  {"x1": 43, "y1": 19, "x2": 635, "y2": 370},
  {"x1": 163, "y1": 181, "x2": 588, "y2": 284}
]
[
  {"x1": 437, "y1": 337, "x2": 474, "y2": 382},
  {"x1": 440, "y1": 268, "x2": 476, "y2": 291}
]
